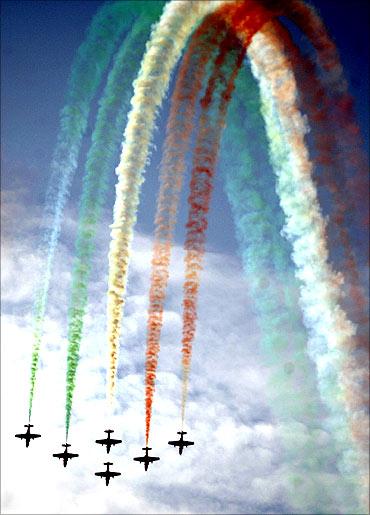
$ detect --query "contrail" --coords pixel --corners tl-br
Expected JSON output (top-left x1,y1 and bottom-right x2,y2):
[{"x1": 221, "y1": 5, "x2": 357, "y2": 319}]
[
  {"x1": 221, "y1": 51, "x2": 361, "y2": 514},
  {"x1": 269, "y1": 19, "x2": 369, "y2": 460},
  {"x1": 144, "y1": 14, "x2": 230, "y2": 445},
  {"x1": 106, "y1": 0, "x2": 228, "y2": 408},
  {"x1": 179, "y1": 0, "x2": 281, "y2": 428},
  {"x1": 64, "y1": 5, "x2": 165, "y2": 439},
  {"x1": 248, "y1": 23, "x2": 366, "y2": 510},
  {"x1": 28, "y1": 0, "x2": 144, "y2": 421}
]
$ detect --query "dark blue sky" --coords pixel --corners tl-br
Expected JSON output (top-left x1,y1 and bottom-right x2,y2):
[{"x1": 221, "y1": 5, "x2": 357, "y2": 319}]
[{"x1": 1, "y1": 0, "x2": 369, "y2": 254}]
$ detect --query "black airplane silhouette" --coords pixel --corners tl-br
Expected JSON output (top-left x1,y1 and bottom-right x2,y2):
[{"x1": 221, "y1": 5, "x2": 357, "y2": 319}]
[
  {"x1": 168, "y1": 431, "x2": 194, "y2": 455},
  {"x1": 15, "y1": 424, "x2": 41, "y2": 447},
  {"x1": 53, "y1": 443, "x2": 79, "y2": 467},
  {"x1": 95, "y1": 462, "x2": 121, "y2": 486},
  {"x1": 95, "y1": 429, "x2": 122, "y2": 454},
  {"x1": 133, "y1": 447, "x2": 160, "y2": 471}
]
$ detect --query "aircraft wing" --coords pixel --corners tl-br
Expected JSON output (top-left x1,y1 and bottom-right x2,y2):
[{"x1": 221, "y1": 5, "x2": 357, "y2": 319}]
[
  {"x1": 110, "y1": 472, "x2": 121, "y2": 477},
  {"x1": 168, "y1": 440, "x2": 179, "y2": 446},
  {"x1": 53, "y1": 453, "x2": 64, "y2": 459},
  {"x1": 15, "y1": 434, "x2": 26, "y2": 439},
  {"x1": 96, "y1": 438, "x2": 107, "y2": 445},
  {"x1": 30, "y1": 434, "x2": 41, "y2": 439},
  {"x1": 133, "y1": 457, "x2": 144, "y2": 463},
  {"x1": 183, "y1": 441, "x2": 194, "y2": 447},
  {"x1": 95, "y1": 472, "x2": 106, "y2": 478},
  {"x1": 68, "y1": 453, "x2": 79, "y2": 459},
  {"x1": 148, "y1": 456, "x2": 160, "y2": 462},
  {"x1": 111, "y1": 439, "x2": 122, "y2": 445}
]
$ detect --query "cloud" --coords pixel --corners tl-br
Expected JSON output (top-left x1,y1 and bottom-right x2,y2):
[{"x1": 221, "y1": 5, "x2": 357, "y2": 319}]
[
  {"x1": 2, "y1": 187, "x2": 362, "y2": 514},
  {"x1": 1, "y1": 188, "x2": 292, "y2": 514}
]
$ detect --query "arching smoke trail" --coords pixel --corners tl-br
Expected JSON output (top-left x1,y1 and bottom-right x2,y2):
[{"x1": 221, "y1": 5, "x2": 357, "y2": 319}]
[
  {"x1": 180, "y1": 1, "x2": 282, "y2": 427},
  {"x1": 268, "y1": 21, "x2": 369, "y2": 472},
  {"x1": 180, "y1": 38, "x2": 246, "y2": 427},
  {"x1": 28, "y1": 0, "x2": 147, "y2": 420},
  {"x1": 106, "y1": 0, "x2": 229, "y2": 406},
  {"x1": 64, "y1": 4, "x2": 165, "y2": 439},
  {"x1": 248, "y1": 24, "x2": 366, "y2": 510},
  {"x1": 221, "y1": 60, "x2": 360, "y2": 514},
  {"x1": 144, "y1": 15, "x2": 230, "y2": 445}
]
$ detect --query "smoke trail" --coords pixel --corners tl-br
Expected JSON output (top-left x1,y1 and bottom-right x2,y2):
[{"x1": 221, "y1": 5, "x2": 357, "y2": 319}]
[
  {"x1": 180, "y1": 0, "x2": 283, "y2": 427},
  {"x1": 180, "y1": 38, "x2": 246, "y2": 427},
  {"x1": 28, "y1": 0, "x2": 146, "y2": 420},
  {"x1": 64, "y1": 4, "x2": 165, "y2": 439},
  {"x1": 106, "y1": 0, "x2": 229, "y2": 406},
  {"x1": 220, "y1": 61, "x2": 361, "y2": 514},
  {"x1": 144, "y1": 15, "x2": 230, "y2": 445},
  {"x1": 286, "y1": 0, "x2": 369, "y2": 270},
  {"x1": 248, "y1": 24, "x2": 365, "y2": 510},
  {"x1": 268, "y1": 20, "x2": 369, "y2": 474}
]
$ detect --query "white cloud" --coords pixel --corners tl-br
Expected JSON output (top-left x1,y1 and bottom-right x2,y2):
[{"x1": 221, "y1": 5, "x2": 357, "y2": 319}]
[{"x1": 1, "y1": 189, "x2": 363, "y2": 514}]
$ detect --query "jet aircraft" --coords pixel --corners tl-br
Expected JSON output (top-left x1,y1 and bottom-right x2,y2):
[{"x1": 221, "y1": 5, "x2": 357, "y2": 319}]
[
  {"x1": 168, "y1": 431, "x2": 194, "y2": 455},
  {"x1": 15, "y1": 424, "x2": 41, "y2": 447},
  {"x1": 53, "y1": 443, "x2": 79, "y2": 467},
  {"x1": 95, "y1": 462, "x2": 121, "y2": 486},
  {"x1": 95, "y1": 429, "x2": 122, "y2": 454},
  {"x1": 133, "y1": 447, "x2": 160, "y2": 471}
]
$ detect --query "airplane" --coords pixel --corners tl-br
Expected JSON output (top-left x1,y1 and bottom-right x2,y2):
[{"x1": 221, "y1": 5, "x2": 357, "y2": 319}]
[
  {"x1": 15, "y1": 424, "x2": 41, "y2": 447},
  {"x1": 53, "y1": 443, "x2": 79, "y2": 467},
  {"x1": 95, "y1": 462, "x2": 121, "y2": 486},
  {"x1": 95, "y1": 429, "x2": 122, "y2": 454},
  {"x1": 133, "y1": 447, "x2": 160, "y2": 471},
  {"x1": 168, "y1": 431, "x2": 194, "y2": 455}
]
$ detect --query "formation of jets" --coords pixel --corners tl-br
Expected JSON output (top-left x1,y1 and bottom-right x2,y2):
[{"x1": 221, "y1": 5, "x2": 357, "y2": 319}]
[{"x1": 15, "y1": 423, "x2": 194, "y2": 484}]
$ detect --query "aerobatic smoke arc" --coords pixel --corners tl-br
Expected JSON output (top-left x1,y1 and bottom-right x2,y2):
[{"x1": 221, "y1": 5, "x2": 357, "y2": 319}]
[
  {"x1": 144, "y1": 14, "x2": 231, "y2": 445},
  {"x1": 21, "y1": 1, "x2": 368, "y2": 511},
  {"x1": 220, "y1": 63, "x2": 360, "y2": 512},
  {"x1": 106, "y1": 0, "x2": 227, "y2": 405},
  {"x1": 64, "y1": 4, "x2": 165, "y2": 439},
  {"x1": 28, "y1": 0, "x2": 150, "y2": 421},
  {"x1": 248, "y1": 25, "x2": 366, "y2": 506}
]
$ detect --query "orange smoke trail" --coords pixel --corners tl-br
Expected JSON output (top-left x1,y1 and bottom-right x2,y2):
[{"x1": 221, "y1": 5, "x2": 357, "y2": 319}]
[
  {"x1": 266, "y1": 11, "x2": 369, "y2": 472},
  {"x1": 180, "y1": 1, "x2": 280, "y2": 425},
  {"x1": 144, "y1": 14, "x2": 230, "y2": 446},
  {"x1": 269, "y1": 17, "x2": 369, "y2": 386},
  {"x1": 287, "y1": 0, "x2": 369, "y2": 252}
]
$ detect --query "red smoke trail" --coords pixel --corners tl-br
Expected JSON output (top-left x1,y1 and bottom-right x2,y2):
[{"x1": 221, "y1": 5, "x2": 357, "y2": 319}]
[
  {"x1": 144, "y1": 0, "x2": 282, "y2": 443},
  {"x1": 144, "y1": 14, "x2": 230, "y2": 446},
  {"x1": 267, "y1": 15, "x2": 369, "y2": 462},
  {"x1": 287, "y1": 0, "x2": 369, "y2": 250},
  {"x1": 180, "y1": 1, "x2": 280, "y2": 424},
  {"x1": 271, "y1": 19, "x2": 369, "y2": 352}
]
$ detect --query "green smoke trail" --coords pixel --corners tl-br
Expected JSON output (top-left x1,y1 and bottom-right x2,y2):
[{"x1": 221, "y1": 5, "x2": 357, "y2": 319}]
[
  {"x1": 219, "y1": 64, "x2": 360, "y2": 513},
  {"x1": 65, "y1": 3, "x2": 165, "y2": 439},
  {"x1": 29, "y1": 0, "x2": 150, "y2": 421},
  {"x1": 247, "y1": 26, "x2": 362, "y2": 510}
]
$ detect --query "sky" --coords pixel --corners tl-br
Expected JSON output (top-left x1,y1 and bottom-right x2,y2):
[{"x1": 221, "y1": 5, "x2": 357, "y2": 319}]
[{"x1": 1, "y1": 1, "x2": 369, "y2": 514}]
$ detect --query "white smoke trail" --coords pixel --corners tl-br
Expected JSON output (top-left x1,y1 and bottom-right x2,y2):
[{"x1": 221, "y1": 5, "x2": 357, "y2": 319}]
[
  {"x1": 106, "y1": 0, "x2": 227, "y2": 402},
  {"x1": 248, "y1": 24, "x2": 365, "y2": 510}
]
